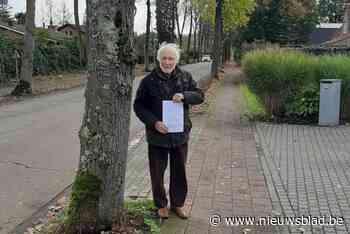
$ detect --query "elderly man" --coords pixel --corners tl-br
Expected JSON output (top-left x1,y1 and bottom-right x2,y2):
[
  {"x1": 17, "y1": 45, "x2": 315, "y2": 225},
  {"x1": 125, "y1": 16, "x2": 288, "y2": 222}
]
[{"x1": 133, "y1": 43, "x2": 204, "y2": 219}]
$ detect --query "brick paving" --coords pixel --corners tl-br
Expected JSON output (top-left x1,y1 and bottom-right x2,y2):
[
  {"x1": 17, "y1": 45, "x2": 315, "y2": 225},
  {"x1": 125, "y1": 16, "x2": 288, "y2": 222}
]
[
  {"x1": 126, "y1": 66, "x2": 275, "y2": 233},
  {"x1": 255, "y1": 123, "x2": 350, "y2": 234}
]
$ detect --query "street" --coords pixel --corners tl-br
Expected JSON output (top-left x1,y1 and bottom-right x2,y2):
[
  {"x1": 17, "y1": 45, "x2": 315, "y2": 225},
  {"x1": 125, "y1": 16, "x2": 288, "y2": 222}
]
[{"x1": 0, "y1": 63, "x2": 211, "y2": 234}]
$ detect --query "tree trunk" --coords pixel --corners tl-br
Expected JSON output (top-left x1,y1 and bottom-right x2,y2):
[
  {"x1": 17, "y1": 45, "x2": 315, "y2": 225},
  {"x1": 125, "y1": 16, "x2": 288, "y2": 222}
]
[
  {"x1": 193, "y1": 20, "x2": 197, "y2": 61},
  {"x1": 343, "y1": 3, "x2": 350, "y2": 34},
  {"x1": 223, "y1": 37, "x2": 230, "y2": 63},
  {"x1": 11, "y1": 0, "x2": 35, "y2": 96},
  {"x1": 74, "y1": 0, "x2": 85, "y2": 66},
  {"x1": 186, "y1": 6, "x2": 193, "y2": 64},
  {"x1": 198, "y1": 20, "x2": 203, "y2": 60},
  {"x1": 172, "y1": 0, "x2": 177, "y2": 42},
  {"x1": 145, "y1": 0, "x2": 151, "y2": 71},
  {"x1": 65, "y1": 0, "x2": 136, "y2": 232},
  {"x1": 205, "y1": 23, "x2": 211, "y2": 54},
  {"x1": 211, "y1": 0, "x2": 222, "y2": 79},
  {"x1": 175, "y1": 0, "x2": 181, "y2": 46},
  {"x1": 176, "y1": 0, "x2": 188, "y2": 49},
  {"x1": 156, "y1": 0, "x2": 176, "y2": 43},
  {"x1": 196, "y1": 20, "x2": 201, "y2": 61}
]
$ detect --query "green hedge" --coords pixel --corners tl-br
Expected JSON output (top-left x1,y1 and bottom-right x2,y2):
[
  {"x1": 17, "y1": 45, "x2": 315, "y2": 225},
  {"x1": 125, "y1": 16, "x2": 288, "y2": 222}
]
[
  {"x1": 0, "y1": 34, "x2": 84, "y2": 84},
  {"x1": 242, "y1": 48, "x2": 350, "y2": 122},
  {"x1": 0, "y1": 35, "x2": 17, "y2": 83},
  {"x1": 33, "y1": 40, "x2": 82, "y2": 75}
]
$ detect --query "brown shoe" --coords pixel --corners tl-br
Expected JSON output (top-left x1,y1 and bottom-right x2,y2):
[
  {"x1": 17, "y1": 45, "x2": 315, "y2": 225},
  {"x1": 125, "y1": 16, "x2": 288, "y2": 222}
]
[
  {"x1": 157, "y1": 207, "x2": 169, "y2": 219},
  {"x1": 171, "y1": 207, "x2": 188, "y2": 219}
]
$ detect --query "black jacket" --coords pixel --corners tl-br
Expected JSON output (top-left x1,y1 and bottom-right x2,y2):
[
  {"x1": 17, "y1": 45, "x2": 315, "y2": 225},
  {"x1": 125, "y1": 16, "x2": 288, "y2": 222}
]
[{"x1": 133, "y1": 66, "x2": 204, "y2": 148}]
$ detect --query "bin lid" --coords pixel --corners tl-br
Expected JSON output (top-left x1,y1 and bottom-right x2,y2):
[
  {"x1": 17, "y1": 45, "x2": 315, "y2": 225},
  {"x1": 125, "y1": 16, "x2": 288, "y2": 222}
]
[{"x1": 320, "y1": 79, "x2": 341, "y2": 83}]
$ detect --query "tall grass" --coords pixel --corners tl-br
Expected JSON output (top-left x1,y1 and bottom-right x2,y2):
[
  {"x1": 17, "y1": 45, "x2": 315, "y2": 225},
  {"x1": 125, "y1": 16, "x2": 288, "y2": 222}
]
[{"x1": 240, "y1": 84, "x2": 267, "y2": 121}]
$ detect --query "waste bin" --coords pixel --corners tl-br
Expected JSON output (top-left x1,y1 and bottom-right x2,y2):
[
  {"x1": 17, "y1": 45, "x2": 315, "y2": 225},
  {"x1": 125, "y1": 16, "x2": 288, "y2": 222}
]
[{"x1": 319, "y1": 79, "x2": 341, "y2": 126}]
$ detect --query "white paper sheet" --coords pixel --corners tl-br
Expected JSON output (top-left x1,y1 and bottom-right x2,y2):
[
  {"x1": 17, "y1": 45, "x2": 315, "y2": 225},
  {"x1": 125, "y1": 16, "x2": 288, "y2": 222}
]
[{"x1": 162, "y1": 101, "x2": 184, "y2": 133}]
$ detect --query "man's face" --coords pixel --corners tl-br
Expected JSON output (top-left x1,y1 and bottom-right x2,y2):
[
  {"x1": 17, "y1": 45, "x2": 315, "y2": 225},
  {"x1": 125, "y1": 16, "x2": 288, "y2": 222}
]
[{"x1": 159, "y1": 48, "x2": 176, "y2": 74}]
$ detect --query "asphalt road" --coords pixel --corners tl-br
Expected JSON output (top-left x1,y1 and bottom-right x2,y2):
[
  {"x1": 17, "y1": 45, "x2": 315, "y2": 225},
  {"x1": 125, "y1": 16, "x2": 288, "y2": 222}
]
[{"x1": 0, "y1": 63, "x2": 211, "y2": 234}]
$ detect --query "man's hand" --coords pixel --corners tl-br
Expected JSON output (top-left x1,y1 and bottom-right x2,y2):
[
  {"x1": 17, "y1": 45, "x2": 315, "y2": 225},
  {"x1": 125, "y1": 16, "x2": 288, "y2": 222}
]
[
  {"x1": 155, "y1": 121, "x2": 168, "y2": 134},
  {"x1": 172, "y1": 93, "x2": 184, "y2": 103}
]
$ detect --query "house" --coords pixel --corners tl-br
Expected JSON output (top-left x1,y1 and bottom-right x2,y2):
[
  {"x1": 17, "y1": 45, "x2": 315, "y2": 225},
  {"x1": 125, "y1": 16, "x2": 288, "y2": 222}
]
[
  {"x1": 0, "y1": 23, "x2": 24, "y2": 48},
  {"x1": 321, "y1": 33, "x2": 350, "y2": 47},
  {"x1": 320, "y1": 1, "x2": 350, "y2": 47},
  {"x1": 310, "y1": 1, "x2": 350, "y2": 47},
  {"x1": 308, "y1": 23, "x2": 343, "y2": 45},
  {"x1": 0, "y1": 22, "x2": 60, "y2": 48},
  {"x1": 57, "y1": 23, "x2": 86, "y2": 39}
]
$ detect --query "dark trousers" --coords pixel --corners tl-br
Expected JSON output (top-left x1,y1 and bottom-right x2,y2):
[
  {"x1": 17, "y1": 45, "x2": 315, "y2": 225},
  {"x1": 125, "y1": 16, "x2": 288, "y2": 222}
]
[{"x1": 148, "y1": 143, "x2": 188, "y2": 209}]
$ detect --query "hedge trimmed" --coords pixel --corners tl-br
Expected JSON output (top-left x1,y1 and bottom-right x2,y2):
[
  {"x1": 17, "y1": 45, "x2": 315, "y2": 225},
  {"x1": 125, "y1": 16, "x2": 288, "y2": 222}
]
[{"x1": 242, "y1": 48, "x2": 350, "y2": 122}]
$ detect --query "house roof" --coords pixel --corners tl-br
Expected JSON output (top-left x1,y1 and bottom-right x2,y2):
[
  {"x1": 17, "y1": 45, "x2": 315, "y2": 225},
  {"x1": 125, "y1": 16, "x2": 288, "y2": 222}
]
[
  {"x1": 57, "y1": 23, "x2": 86, "y2": 32},
  {"x1": 317, "y1": 23, "x2": 343, "y2": 29},
  {"x1": 322, "y1": 33, "x2": 350, "y2": 47},
  {"x1": 0, "y1": 23, "x2": 60, "y2": 44},
  {"x1": 0, "y1": 24, "x2": 24, "y2": 36},
  {"x1": 309, "y1": 27, "x2": 341, "y2": 45}
]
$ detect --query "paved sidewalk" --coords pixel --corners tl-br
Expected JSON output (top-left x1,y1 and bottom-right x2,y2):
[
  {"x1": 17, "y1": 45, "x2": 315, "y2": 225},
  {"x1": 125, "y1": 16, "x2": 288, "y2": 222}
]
[{"x1": 124, "y1": 65, "x2": 275, "y2": 233}]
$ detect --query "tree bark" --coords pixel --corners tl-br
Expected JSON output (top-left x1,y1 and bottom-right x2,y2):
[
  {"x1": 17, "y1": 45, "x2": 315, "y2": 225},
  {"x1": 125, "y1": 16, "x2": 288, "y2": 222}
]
[
  {"x1": 193, "y1": 21, "x2": 197, "y2": 61},
  {"x1": 211, "y1": 0, "x2": 222, "y2": 79},
  {"x1": 66, "y1": 0, "x2": 136, "y2": 231},
  {"x1": 175, "y1": 0, "x2": 181, "y2": 47},
  {"x1": 74, "y1": 0, "x2": 85, "y2": 66},
  {"x1": 156, "y1": 0, "x2": 176, "y2": 43},
  {"x1": 145, "y1": 0, "x2": 151, "y2": 71},
  {"x1": 11, "y1": 0, "x2": 35, "y2": 96},
  {"x1": 343, "y1": 3, "x2": 350, "y2": 34},
  {"x1": 198, "y1": 20, "x2": 203, "y2": 60},
  {"x1": 186, "y1": 6, "x2": 193, "y2": 64}
]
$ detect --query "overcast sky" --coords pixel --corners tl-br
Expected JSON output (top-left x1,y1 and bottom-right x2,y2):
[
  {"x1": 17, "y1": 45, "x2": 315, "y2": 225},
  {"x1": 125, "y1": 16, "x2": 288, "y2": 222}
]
[{"x1": 7, "y1": 0, "x2": 155, "y2": 34}]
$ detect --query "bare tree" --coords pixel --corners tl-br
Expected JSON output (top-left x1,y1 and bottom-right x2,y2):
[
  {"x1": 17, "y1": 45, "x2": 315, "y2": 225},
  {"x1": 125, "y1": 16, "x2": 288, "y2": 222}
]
[
  {"x1": 176, "y1": 0, "x2": 189, "y2": 48},
  {"x1": 343, "y1": 1, "x2": 350, "y2": 33},
  {"x1": 11, "y1": 0, "x2": 35, "y2": 96},
  {"x1": 58, "y1": 1, "x2": 72, "y2": 25},
  {"x1": 186, "y1": 4, "x2": 193, "y2": 64},
  {"x1": 145, "y1": 0, "x2": 152, "y2": 71},
  {"x1": 46, "y1": 0, "x2": 54, "y2": 25},
  {"x1": 74, "y1": 0, "x2": 86, "y2": 66},
  {"x1": 0, "y1": 0, "x2": 14, "y2": 26},
  {"x1": 65, "y1": 0, "x2": 136, "y2": 232}
]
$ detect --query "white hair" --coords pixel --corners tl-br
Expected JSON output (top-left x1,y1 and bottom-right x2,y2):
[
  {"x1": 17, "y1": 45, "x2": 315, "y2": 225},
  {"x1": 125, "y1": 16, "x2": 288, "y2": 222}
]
[{"x1": 156, "y1": 42, "x2": 181, "y2": 63}]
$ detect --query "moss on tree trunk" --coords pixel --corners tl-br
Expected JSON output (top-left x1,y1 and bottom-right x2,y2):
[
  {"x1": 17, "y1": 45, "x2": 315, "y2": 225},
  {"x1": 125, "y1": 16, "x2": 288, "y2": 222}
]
[{"x1": 64, "y1": 172, "x2": 102, "y2": 233}]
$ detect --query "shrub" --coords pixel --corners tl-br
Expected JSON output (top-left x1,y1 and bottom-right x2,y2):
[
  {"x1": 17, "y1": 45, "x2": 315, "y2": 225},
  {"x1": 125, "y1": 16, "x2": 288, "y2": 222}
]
[
  {"x1": 317, "y1": 55, "x2": 350, "y2": 96},
  {"x1": 0, "y1": 35, "x2": 17, "y2": 83},
  {"x1": 0, "y1": 34, "x2": 84, "y2": 82},
  {"x1": 242, "y1": 49, "x2": 350, "y2": 122},
  {"x1": 242, "y1": 48, "x2": 316, "y2": 115},
  {"x1": 285, "y1": 83, "x2": 319, "y2": 122}
]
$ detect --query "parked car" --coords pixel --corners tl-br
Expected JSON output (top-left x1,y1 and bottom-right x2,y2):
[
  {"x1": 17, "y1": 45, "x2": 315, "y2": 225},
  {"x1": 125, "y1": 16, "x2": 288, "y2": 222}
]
[{"x1": 201, "y1": 54, "x2": 211, "y2": 62}]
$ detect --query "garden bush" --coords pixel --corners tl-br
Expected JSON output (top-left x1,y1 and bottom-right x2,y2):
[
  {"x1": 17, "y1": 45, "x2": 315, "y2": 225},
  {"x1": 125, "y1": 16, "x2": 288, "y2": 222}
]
[
  {"x1": 0, "y1": 35, "x2": 17, "y2": 83},
  {"x1": 0, "y1": 34, "x2": 84, "y2": 84},
  {"x1": 242, "y1": 48, "x2": 350, "y2": 122}
]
